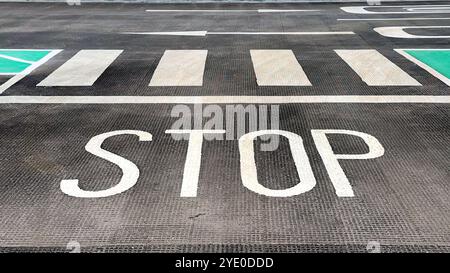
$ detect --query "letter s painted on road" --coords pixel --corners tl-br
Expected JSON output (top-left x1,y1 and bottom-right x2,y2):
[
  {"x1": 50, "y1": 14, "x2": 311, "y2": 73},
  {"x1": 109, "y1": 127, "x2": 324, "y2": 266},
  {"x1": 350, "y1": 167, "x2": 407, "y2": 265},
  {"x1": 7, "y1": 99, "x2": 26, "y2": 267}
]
[{"x1": 60, "y1": 130, "x2": 152, "y2": 198}]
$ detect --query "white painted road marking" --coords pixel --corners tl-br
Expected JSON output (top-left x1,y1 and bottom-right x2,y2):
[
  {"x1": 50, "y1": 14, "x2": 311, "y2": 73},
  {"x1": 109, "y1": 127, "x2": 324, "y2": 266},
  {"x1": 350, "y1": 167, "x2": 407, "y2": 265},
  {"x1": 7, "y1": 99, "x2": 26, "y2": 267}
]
[
  {"x1": 240, "y1": 130, "x2": 316, "y2": 197},
  {"x1": 250, "y1": 50, "x2": 311, "y2": 86},
  {"x1": 146, "y1": 9, "x2": 254, "y2": 12},
  {"x1": 166, "y1": 130, "x2": 225, "y2": 197},
  {"x1": 257, "y1": 9, "x2": 319, "y2": 13},
  {"x1": 338, "y1": 18, "x2": 450, "y2": 21},
  {"x1": 395, "y1": 49, "x2": 450, "y2": 86},
  {"x1": 61, "y1": 130, "x2": 153, "y2": 198},
  {"x1": 341, "y1": 5, "x2": 450, "y2": 14},
  {"x1": 149, "y1": 50, "x2": 208, "y2": 86},
  {"x1": 124, "y1": 31, "x2": 208, "y2": 36},
  {"x1": 38, "y1": 50, "x2": 122, "y2": 87},
  {"x1": 122, "y1": 31, "x2": 355, "y2": 36},
  {"x1": 0, "y1": 50, "x2": 62, "y2": 94},
  {"x1": 335, "y1": 49, "x2": 421, "y2": 86},
  {"x1": 405, "y1": 6, "x2": 450, "y2": 12},
  {"x1": 0, "y1": 54, "x2": 34, "y2": 65},
  {"x1": 145, "y1": 9, "x2": 319, "y2": 13},
  {"x1": 311, "y1": 130, "x2": 385, "y2": 197},
  {"x1": 374, "y1": 26, "x2": 450, "y2": 39},
  {"x1": 209, "y1": 31, "x2": 354, "y2": 35},
  {"x1": 0, "y1": 96, "x2": 449, "y2": 104},
  {"x1": 64, "y1": 129, "x2": 383, "y2": 198}
]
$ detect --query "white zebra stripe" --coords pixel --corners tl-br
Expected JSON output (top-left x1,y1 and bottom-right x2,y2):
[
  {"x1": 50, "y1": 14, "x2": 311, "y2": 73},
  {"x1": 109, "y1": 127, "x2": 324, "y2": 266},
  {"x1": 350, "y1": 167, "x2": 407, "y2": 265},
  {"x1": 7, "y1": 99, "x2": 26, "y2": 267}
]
[
  {"x1": 38, "y1": 50, "x2": 122, "y2": 87},
  {"x1": 250, "y1": 50, "x2": 311, "y2": 86},
  {"x1": 149, "y1": 50, "x2": 208, "y2": 86},
  {"x1": 335, "y1": 49, "x2": 421, "y2": 86}
]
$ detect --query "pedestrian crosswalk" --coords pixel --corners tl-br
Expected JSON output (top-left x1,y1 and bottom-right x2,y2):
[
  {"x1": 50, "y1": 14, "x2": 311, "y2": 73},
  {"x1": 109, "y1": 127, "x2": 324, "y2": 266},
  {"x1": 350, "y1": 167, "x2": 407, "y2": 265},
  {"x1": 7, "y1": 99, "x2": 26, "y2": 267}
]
[
  {"x1": 38, "y1": 50, "x2": 123, "y2": 87},
  {"x1": 1, "y1": 48, "x2": 449, "y2": 93},
  {"x1": 149, "y1": 50, "x2": 207, "y2": 86},
  {"x1": 0, "y1": 49, "x2": 61, "y2": 94},
  {"x1": 250, "y1": 50, "x2": 311, "y2": 86},
  {"x1": 335, "y1": 49, "x2": 421, "y2": 86}
]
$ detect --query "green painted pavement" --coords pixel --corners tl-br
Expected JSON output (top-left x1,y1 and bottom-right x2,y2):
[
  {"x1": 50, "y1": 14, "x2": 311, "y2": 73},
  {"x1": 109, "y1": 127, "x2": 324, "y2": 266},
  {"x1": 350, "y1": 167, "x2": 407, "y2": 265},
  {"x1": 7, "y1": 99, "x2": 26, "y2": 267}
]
[
  {"x1": 0, "y1": 50, "x2": 51, "y2": 62},
  {"x1": 0, "y1": 57, "x2": 30, "y2": 74},
  {"x1": 404, "y1": 49, "x2": 450, "y2": 79},
  {"x1": 0, "y1": 50, "x2": 52, "y2": 74}
]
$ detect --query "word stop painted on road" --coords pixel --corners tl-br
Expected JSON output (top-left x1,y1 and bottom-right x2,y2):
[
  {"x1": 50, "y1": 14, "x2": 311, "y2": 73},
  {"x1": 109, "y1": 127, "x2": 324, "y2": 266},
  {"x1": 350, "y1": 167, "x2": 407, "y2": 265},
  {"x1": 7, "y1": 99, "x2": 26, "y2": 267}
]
[{"x1": 60, "y1": 129, "x2": 384, "y2": 198}]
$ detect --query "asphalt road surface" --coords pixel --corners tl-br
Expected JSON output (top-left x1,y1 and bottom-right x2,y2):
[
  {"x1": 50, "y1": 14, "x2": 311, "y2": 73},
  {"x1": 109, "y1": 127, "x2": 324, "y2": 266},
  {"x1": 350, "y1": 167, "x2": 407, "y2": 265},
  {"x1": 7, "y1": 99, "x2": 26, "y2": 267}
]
[{"x1": 0, "y1": 1, "x2": 449, "y2": 253}]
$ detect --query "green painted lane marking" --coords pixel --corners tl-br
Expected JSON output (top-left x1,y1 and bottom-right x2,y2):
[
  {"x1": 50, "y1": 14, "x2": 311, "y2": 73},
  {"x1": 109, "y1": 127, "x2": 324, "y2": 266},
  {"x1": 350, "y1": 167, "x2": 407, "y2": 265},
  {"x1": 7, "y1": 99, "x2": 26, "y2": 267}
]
[
  {"x1": 0, "y1": 50, "x2": 54, "y2": 74},
  {"x1": 396, "y1": 49, "x2": 450, "y2": 86},
  {"x1": 0, "y1": 57, "x2": 31, "y2": 74},
  {"x1": 404, "y1": 49, "x2": 450, "y2": 79},
  {"x1": 0, "y1": 50, "x2": 51, "y2": 63},
  {"x1": 0, "y1": 49, "x2": 62, "y2": 94}
]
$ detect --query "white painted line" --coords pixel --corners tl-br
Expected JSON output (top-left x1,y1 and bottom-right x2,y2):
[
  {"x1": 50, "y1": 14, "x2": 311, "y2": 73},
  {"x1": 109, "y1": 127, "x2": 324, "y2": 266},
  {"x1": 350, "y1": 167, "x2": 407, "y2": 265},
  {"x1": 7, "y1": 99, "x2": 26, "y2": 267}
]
[
  {"x1": 145, "y1": 9, "x2": 319, "y2": 13},
  {"x1": 149, "y1": 50, "x2": 207, "y2": 86},
  {"x1": 374, "y1": 26, "x2": 450, "y2": 39},
  {"x1": 37, "y1": 50, "x2": 122, "y2": 87},
  {"x1": 0, "y1": 49, "x2": 58, "y2": 51},
  {"x1": 338, "y1": 18, "x2": 450, "y2": 21},
  {"x1": 250, "y1": 50, "x2": 311, "y2": 86},
  {"x1": 395, "y1": 49, "x2": 450, "y2": 86},
  {"x1": 257, "y1": 9, "x2": 320, "y2": 13},
  {"x1": 208, "y1": 31, "x2": 354, "y2": 35},
  {"x1": 123, "y1": 31, "x2": 208, "y2": 36},
  {"x1": 122, "y1": 31, "x2": 355, "y2": 36},
  {"x1": 0, "y1": 54, "x2": 34, "y2": 65},
  {"x1": 341, "y1": 5, "x2": 450, "y2": 14},
  {"x1": 0, "y1": 50, "x2": 62, "y2": 94},
  {"x1": 145, "y1": 9, "x2": 253, "y2": 12},
  {"x1": 166, "y1": 130, "x2": 225, "y2": 197},
  {"x1": 0, "y1": 96, "x2": 448, "y2": 104},
  {"x1": 335, "y1": 49, "x2": 421, "y2": 86},
  {"x1": 405, "y1": 7, "x2": 450, "y2": 12}
]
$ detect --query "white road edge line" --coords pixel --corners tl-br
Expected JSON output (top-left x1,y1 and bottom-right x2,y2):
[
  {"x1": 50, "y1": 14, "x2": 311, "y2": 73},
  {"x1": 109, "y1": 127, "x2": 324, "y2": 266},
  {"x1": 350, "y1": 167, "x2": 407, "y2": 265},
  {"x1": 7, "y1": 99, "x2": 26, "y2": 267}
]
[
  {"x1": 395, "y1": 49, "x2": 450, "y2": 86},
  {"x1": 0, "y1": 50, "x2": 62, "y2": 94},
  {"x1": 0, "y1": 96, "x2": 449, "y2": 104}
]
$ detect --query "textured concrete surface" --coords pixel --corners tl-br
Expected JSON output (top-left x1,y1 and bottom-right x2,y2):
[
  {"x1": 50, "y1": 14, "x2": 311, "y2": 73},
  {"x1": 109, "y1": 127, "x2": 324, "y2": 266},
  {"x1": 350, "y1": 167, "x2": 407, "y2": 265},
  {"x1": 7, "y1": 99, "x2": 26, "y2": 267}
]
[{"x1": 0, "y1": 2, "x2": 449, "y2": 253}]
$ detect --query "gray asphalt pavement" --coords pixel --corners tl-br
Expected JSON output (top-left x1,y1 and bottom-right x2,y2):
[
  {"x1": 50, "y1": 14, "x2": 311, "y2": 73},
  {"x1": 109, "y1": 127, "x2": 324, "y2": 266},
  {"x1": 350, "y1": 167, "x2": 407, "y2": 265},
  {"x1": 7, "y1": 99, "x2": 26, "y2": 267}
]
[{"x1": 0, "y1": 1, "x2": 449, "y2": 253}]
